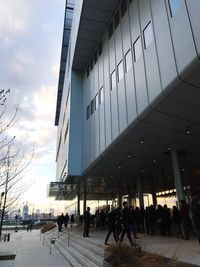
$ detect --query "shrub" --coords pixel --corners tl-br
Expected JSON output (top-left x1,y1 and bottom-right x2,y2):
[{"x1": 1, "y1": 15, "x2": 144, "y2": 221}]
[
  {"x1": 105, "y1": 243, "x2": 182, "y2": 267},
  {"x1": 41, "y1": 222, "x2": 56, "y2": 233}
]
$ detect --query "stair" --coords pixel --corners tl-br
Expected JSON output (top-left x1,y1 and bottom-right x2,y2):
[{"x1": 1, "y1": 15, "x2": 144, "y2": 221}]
[{"x1": 44, "y1": 229, "x2": 105, "y2": 267}]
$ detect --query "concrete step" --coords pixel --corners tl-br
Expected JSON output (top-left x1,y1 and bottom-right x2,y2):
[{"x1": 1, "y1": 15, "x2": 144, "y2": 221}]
[
  {"x1": 69, "y1": 239, "x2": 103, "y2": 266},
  {"x1": 71, "y1": 232, "x2": 105, "y2": 249},
  {"x1": 66, "y1": 246, "x2": 100, "y2": 267},
  {"x1": 71, "y1": 236, "x2": 104, "y2": 257},
  {"x1": 54, "y1": 241, "x2": 83, "y2": 267},
  {"x1": 55, "y1": 234, "x2": 103, "y2": 267}
]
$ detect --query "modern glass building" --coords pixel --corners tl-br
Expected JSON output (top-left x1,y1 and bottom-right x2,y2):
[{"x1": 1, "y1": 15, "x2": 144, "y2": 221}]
[{"x1": 51, "y1": 0, "x2": 200, "y2": 214}]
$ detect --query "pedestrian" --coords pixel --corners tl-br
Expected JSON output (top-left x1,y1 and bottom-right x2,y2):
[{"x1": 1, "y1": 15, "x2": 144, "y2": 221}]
[
  {"x1": 83, "y1": 207, "x2": 91, "y2": 237},
  {"x1": 64, "y1": 213, "x2": 69, "y2": 228},
  {"x1": 119, "y1": 202, "x2": 134, "y2": 246},
  {"x1": 29, "y1": 222, "x2": 33, "y2": 232},
  {"x1": 104, "y1": 207, "x2": 118, "y2": 245},
  {"x1": 191, "y1": 197, "x2": 200, "y2": 245},
  {"x1": 57, "y1": 213, "x2": 64, "y2": 232},
  {"x1": 172, "y1": 205, "x2": 182, "y2": 238}
]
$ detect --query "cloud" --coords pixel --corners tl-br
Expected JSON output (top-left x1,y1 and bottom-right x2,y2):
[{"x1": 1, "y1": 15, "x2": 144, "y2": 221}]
[{"x1": 0, "y1": 0, "x2": 66, "y2": 211}]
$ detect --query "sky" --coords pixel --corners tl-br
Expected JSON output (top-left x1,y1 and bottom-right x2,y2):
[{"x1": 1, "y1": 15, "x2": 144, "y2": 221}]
[{"x1": 0, "y1": 0, "x2": 67, "y2": 214}]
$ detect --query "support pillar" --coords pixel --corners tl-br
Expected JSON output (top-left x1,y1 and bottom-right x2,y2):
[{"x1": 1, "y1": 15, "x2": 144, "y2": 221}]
[
  {"x1": 118, "y1": 190, "x2": 122, "y2": 210},
  {"x1": 83, "y1": 177, "x2": 87, "y2": 213},
  {"x1": 138, "y1": 176, "x2": 144, "y2": 208},
  {"x1": 77, "y1": 184, "x2": 80, "y2": 216},
  {"x1": 171, "y1": 150, "x2": 185, "y2": 204},
  {"x1": 151, "y1": 177, "x2": 157, "y2": 208}
]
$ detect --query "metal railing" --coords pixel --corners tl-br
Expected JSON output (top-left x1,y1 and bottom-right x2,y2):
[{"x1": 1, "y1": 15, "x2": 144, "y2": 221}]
[{"x1": 41, "y1": 226, "x2": 73, "y2": 254}]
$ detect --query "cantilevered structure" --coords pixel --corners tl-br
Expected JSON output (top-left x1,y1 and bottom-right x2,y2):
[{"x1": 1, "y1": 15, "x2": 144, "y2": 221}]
[{"x1": 53, "y1": 0, "x2": 200, "y2": 213}]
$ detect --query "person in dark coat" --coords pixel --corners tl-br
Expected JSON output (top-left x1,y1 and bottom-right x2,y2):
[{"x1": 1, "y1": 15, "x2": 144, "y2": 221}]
[
  {"x1": 57, "y1": 213, "x2": 64, "y2": 232},
  {"x1": 104, "y1": 207, "x2": 118, "y2": 245},
  {"x1": 83, "y1": 207, "x2": 91, "y2": 237},
  {"x1": 191, "y1": 197, "x2": 200, "y2": 245},
  {"x1": 172, "y1": 205, "x2": 182, "y2": 238},
  {"x1": 64, "y1": 213, "x2": 69, "y2": 228},
  {"x1": 119, "y1": 202, "x2": 134, "y2": 246},
  {"x1": 162, "y1": 204, "x2": 171, "y2": 236}
]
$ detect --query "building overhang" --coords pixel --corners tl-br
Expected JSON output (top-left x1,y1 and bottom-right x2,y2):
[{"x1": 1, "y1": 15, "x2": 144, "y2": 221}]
[
  {"x1": 72, "y1": 0, "x2": 119, "y2": 70},
  {"x1": 55, "y1": 0, "x2": 74, "y2": 126}
]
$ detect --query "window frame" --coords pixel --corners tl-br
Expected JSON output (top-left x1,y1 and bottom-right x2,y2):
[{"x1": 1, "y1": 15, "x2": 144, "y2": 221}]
[
  {"x1": 143, "y1": 21, "x2": 153, "y2": 50},
  {"x1": 117, "y1": 60, "x2": 124, "y2": 82},
  {"x1": 99, "y1": 86, "x2": 104, "y2": 104},
  {"x1": 111, "y1": 70, "x2": 117, "y2": 91},
  {"x1": 125, "y1": 49, "x2": 132, "y2": 73},
  {"x1": 87, "y1": 105, "x2": 90, "y2": 120},
  {"x1": 91, "y1": 99, "x2": 94, "y2": 115},
  {"x1": 95, "y1": 93, "x2": 99, "y2": 110},
  {"x1": 133, "y1": 36, "x2": 142, "y2": 62}
]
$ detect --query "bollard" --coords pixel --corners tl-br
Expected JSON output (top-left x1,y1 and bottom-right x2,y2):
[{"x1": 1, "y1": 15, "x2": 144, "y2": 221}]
[{"x1": 7, "y1": 233, "x2": 10, "y2": 242}]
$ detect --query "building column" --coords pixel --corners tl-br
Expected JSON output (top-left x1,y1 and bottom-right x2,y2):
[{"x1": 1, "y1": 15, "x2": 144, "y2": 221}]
[
  {"x1": 151, "y1": 177, "x2": 157, "y2": 208},
  {"x1": 77, "y1": 184, "x2": 80, "y2": 216},
  {"x1": 83, "y1": 177, "x2": 87, "y2": 213},
  {"x1": 118, "y1": 190, "x2": 122, "y2": 210},
  {"x1": 138, "y1": 176, "x2": 144, "y2": 208},
  {"x1": 171, "y1": 149, "x2": 185, "y2": 204}
]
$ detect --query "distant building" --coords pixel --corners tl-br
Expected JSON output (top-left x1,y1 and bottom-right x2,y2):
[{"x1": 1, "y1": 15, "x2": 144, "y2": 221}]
[{"x1": 22, "y1": 204, "x2": 29, "y2": 220}]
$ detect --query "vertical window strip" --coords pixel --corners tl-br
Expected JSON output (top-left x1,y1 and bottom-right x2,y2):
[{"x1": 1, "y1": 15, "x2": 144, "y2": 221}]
[
  {"x1": 111, "y1": 71, "x2": 116, "y2": 90},
  {"x1": 125, "y1": 49, "x2": 132, "y2": 73},
  {"x1": 143, "y1": 22, "x2": 153, "y2": 49}
]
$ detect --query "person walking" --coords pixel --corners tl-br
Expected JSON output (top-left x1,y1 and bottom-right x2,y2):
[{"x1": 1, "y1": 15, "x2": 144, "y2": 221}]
[
  {"x1": 104, "y1": 207, "x2": 118, "y2": 245},
  {"x1": 83, "y1": 207, "x2": 91, "y2": 237},
  {"x1": 64, "y1": 213, "x2": 69, "y2": 228},
  {"x1": 191, "y1": 197, "x2": 200, "y2": 245},
  {"x1": 119, "y1": 202, "x2": 134, "y2": 246}
]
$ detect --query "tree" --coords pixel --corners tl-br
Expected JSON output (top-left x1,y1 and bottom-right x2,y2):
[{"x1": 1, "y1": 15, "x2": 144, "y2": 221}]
[{"x1": 0, "y1": 90, "x2": 34, "y2": 237}]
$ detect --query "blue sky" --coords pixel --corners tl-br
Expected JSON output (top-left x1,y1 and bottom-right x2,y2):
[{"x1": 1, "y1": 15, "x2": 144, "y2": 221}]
[{"x1": 0, "y1": 0, "x2": 66, "y2": 213}]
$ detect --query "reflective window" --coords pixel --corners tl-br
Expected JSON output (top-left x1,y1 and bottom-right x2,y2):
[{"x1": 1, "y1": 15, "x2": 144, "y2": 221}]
[
  {"x1": 90, "y1": 58, "x2": 93, "y2": 71},
  {"x1": 95, "y1": 93, "x2": 99, "y2": 110},
  {"x1": 87, "y1": 66, "x2": 89, "y2": 77},
  {"x1": 109, "y1": 22, "x2": 113, "y2": 38},
  {"x1": 168, "y1": 0, "x2": 182, "y2": 16},
  {"x1": 99, "y1": 42, "x2": 102, "y2": 56},
  {"x1": 94, "y1": 50, "x2": 98, "y2": 64},
  {"x1": 125, "y1": 49, "x2": 132, "y2": 73},
  {"x1": 121, "y1": 0, "x2": 127, "y2": 17},
  {"x1": 133, "y1": 37, "x2": 142, "y2": 62},
  {"x1": 115, "y1": 10, "x2": 120, "y2": 28},
  {"x1": 143, "y1": 22, "x2": 153, "y2": 49},
  {"x1": 87, "y1": 105, "x2": 90, "y2": 120},
  {"x1": 111, "y1": 71, "x2": 116, "y2": 90},
  {"x1": 91, "y1": 99, "x2": 94, "y2": 115},
  {"x1": 99, "y1": 86, "x2": 104, "y2": 104},
  {"x1": 117, "y1": 61, "x2": 124, "y2": 82}
]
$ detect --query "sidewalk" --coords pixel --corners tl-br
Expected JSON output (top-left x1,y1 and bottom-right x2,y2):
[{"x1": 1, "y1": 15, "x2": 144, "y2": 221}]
[{"x1": 0, "y1": 230, "x2": 68, "y2": 267}]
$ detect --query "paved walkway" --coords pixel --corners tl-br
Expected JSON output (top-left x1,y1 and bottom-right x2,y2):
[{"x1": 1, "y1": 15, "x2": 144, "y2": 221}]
[
  {"x1": 0, "y1": 227, "x2": 200, "y2": 266},
  {"x1": 0, "y1": 230, "x2": 68, "y2": 267}
]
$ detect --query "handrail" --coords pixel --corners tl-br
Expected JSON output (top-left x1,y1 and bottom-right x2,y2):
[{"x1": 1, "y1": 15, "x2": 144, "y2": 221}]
[{"x1": 42, "y1": 227, "x2": 72, "y2": 254}]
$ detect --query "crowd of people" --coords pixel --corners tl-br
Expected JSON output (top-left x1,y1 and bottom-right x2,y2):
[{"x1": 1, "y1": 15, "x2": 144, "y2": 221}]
[
  {"x1": 56, "y1": 212, "x2": 74, "y2": 231},
  {"x1": 57, "y1": 197, "x2": 200, "y2": 246},
  {"x1": 101, "y1": 199, "x2": 200, "y2": 246}
]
